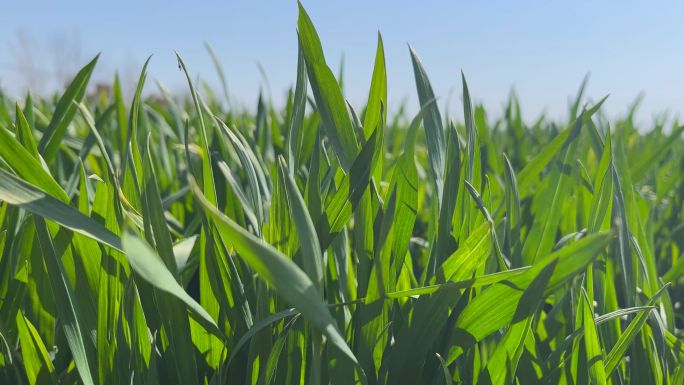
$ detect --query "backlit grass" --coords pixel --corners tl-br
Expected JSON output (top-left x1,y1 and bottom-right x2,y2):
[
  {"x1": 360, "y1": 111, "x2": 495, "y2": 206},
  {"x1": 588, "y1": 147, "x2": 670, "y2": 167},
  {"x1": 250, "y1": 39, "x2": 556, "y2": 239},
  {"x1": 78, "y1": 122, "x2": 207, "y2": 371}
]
[{"x1": 0, "y1": 4, "x2": 682, "y2": 385}]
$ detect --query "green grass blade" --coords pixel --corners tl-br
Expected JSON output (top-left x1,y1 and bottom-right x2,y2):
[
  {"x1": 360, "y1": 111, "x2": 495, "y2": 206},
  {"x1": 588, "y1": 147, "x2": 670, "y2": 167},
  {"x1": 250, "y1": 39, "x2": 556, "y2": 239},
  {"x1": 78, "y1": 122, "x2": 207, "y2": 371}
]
[
  {"x1": 189, "y1": 177, "x2": 360, "y2": 366},
  {"x1": 581, "y1": 288, "x2": 607, "y2": 385},
  {"x1": 297, "y1": 2, "x2": 359, "y2": 171},
  {"x1": 287, "y1": 41, "x2": 308, "y2": 175},
  {"x1": 453, "y1": 232, "x2": 611, "y2": 352},
  {"x1": 121, "y1": 227, "x2": 220, "y2": 335},
  {"x1": 0, "y1": 167, "x2": 122, "y2": 250},
  {"x1": 15, "y1": 312, "x2": 55, "y2": 385},
  {"x1": 34, "y1": 216, "x2": 96, "y2": 385},
  {"x1": 0, "y1": 125, "x2": 69, "y2": 202},
  {"x1": 516, "y1": 96, "x2": 607, "y2": 196},
  {"x1": 37, "y1": 54, "x2": 98, "y2": 162},
  {"x1": 604, "y1": 284, "x2": 670, "y2": 376},
  {"x1": 278, "y1": 156, "x2": 324, "y2": 293},
  {"x1": 409, "y1": 46, "x2": 445, "y2": 203},
  {"x1": 363, "y1": 33, "x2": 387, "y2": 141}
]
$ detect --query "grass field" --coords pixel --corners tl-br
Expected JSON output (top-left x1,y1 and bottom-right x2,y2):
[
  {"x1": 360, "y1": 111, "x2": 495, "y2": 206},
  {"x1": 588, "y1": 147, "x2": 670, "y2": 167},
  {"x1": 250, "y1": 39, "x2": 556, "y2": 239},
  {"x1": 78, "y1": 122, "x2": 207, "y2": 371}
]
[{"x1": 0, "y1": 4, "x2": 683, "y2": 385}]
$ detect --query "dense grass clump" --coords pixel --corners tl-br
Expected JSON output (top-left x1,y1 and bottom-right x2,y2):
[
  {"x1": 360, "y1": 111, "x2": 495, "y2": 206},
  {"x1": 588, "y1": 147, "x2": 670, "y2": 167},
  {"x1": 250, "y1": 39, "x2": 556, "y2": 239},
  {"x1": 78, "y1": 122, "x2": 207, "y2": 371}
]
[{"x1": 0, "y1": 4, "x2": 683, "y2": 385}]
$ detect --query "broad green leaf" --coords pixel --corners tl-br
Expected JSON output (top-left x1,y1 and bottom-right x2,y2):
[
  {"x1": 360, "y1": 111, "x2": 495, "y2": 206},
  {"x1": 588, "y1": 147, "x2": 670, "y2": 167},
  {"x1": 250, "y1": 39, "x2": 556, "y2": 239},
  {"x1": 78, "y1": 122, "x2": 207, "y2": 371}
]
[
  {"x1": 141, "y1": 136, "x2": 179, "y2": 276},
  {"x1": 0, "y1": 167, "x2": 122, "y2": 250},
  {"x1": 14, "y1": 104, "x2": 39, "y2": 159},
  {"x1": 278, "y1": 156, "x2": 324, "y2": 293},
  {"x1": 16, "y1": 312, "x2": 55, "y2": 385},
  {"x1": 512, "y1": 259, "x2": 557, "y2": 323},
  {"x1": 121, "y1": 227, "x2": 220, "y2": 335},
  {"x1": 363, "y1": 33, "x2": 387, "y2": 141},
  {"x1": 477, "y1": 317, "x2": 533, "y2": 385},
  {"x1": 34, "y1": 217, "x2": 96, "y2": 385},
  {"x1": 189, "y1": 177, "x2": 359, "y2": 366},
  {"x1": 588, "y1": 126, "x2": 613, "y2": 234},
  {"x1": 581, "y1": 288, "x2": 607, "y2": 385},
  {"x1": 387, "y1": 223, "x2": 492, "y2": 385},
  {"x1": 38, "y1": 54, "x2": 99, "y2": 162},
  {"x1": 453, "y1": 232, "x2": 611, "y2": 353},
  {"x1": 604, "y1": 284, "x2": 669, "y2": 376},
  {"x1": 320, "y1": 125, "x2": 382, "y2": 247},
  {"x1": 503, "y1": 153, "x2": 522, "y2": 265},
  {"x1": 386, "y1": 267, "x2": 529, "y2": 299},
  {"x1": 0, "y1": 125, "x2": 68, "y2": 202},
  {"x1": 409, "y1": 46, "x2": 445, "y2": 203},
  {"x1": 430, "y1": 124, "x2": 461, "y2": 273},
  {"x1": 522, "y1": 109, "x2": 584, "y2": 263},
  {"x1": 297, "y1": 3, "x2": 359, "y2": 171}
]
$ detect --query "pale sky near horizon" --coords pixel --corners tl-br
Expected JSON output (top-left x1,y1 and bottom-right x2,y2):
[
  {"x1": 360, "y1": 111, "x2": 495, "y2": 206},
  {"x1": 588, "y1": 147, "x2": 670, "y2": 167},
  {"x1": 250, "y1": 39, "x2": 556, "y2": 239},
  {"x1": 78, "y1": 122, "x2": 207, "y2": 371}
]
[{"x1": 1, "y1": 1, "x2": 682, "y2": 125}]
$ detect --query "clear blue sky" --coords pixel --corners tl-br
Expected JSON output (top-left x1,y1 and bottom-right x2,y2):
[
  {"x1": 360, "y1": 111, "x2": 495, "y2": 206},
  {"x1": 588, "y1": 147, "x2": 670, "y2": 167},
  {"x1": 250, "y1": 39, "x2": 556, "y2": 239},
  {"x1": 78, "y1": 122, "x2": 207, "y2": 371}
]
[{"x1": 1, "y1": 1, "x2": 683, "y2": 123}]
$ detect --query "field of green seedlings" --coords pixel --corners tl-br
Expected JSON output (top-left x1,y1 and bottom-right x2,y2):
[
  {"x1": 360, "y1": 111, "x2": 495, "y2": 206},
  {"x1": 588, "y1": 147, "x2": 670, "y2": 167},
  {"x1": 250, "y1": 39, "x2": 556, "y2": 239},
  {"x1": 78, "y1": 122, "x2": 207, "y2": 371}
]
[{"x1": 0, "y1": 4, "x2": 683, "y2": 385}]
